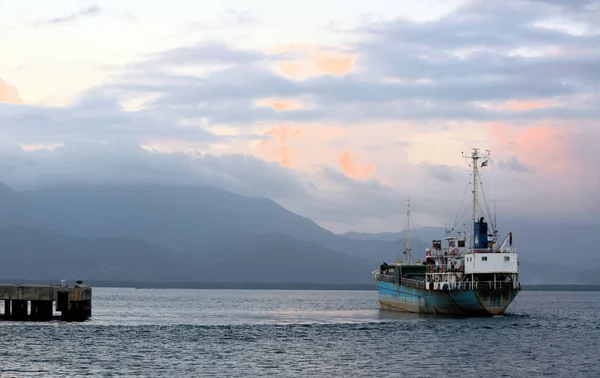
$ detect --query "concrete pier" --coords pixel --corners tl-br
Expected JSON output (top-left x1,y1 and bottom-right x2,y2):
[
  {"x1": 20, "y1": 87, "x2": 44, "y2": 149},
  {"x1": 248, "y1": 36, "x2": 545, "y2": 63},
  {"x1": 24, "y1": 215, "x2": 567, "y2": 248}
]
[{"x1": 0, "y1": 281, "x2": 92, "y2": 321}]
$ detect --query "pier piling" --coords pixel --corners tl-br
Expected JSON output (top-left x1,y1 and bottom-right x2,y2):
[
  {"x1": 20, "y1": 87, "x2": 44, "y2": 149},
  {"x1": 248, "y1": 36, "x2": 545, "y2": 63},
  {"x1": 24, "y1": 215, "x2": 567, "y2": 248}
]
[{"x1": 0, "y1": 282, "x2": 92, "y2": 322}]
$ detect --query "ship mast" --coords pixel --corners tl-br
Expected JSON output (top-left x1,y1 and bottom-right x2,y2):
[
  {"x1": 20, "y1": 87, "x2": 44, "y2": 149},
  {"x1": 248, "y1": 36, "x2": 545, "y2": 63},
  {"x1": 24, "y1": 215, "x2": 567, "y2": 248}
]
[
  {"x1": 472, "y1": 149, "x2": 479, "y2": 236},
  {"x1": 405, "y1": 199, "x2": 411, "y2": 265},
  {"x1": 462, "y1": 148, "x2": 490, "y2": 249}
]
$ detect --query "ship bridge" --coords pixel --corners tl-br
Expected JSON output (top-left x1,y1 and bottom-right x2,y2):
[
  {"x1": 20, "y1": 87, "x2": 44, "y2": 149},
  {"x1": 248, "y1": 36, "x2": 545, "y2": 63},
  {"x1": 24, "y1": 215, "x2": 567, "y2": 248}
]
[{"x1": 463, "y1": 251, "x2": 518, "y2": 274}]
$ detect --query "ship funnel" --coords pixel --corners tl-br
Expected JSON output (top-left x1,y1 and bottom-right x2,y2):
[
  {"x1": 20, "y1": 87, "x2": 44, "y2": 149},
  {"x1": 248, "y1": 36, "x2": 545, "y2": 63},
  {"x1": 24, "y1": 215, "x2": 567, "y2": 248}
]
[{"x1": 474, "y1": 217, "x2": 488, "y2": 249}]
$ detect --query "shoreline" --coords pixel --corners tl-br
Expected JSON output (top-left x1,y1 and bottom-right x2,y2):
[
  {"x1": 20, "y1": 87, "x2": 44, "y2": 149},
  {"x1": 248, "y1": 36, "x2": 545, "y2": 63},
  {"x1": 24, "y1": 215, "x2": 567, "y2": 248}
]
[{"x1": 0, "y1": 280, "x2": 599, "y2": 291}]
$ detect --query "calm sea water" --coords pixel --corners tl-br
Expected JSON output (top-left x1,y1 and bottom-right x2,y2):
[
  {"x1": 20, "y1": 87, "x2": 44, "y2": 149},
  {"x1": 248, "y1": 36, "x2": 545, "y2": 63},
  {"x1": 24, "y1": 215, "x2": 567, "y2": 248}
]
[{"x1": 0, "y1": 289, "x2": 599, "y2": 377}]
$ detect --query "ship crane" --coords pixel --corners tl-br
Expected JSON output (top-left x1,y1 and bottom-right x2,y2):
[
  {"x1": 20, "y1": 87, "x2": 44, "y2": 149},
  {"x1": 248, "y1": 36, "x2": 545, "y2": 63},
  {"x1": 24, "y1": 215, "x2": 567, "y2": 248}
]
[{"x1": 499, "y1": 232, "x2": 513, "y2": 251}]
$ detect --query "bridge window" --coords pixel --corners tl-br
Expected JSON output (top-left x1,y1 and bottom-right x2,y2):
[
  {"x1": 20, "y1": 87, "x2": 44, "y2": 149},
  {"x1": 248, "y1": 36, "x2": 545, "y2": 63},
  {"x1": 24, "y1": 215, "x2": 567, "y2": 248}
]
[
  {"x1": 482, "y1": 256, "x2": 487, "y2": 261},
  {"x1": 504, "y1": 256, "x2": 510, "y2": 262}
]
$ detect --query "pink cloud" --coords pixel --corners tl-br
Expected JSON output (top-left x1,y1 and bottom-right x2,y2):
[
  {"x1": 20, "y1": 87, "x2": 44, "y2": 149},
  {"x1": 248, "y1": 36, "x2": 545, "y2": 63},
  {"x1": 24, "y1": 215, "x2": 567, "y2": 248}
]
[
  {"x1": 271, "y1": 46, "x2": 357, "y2": 80},
  {"x1": 0, "y1": 77, "x2": 24, "y2": 104},
  {"x1": 489, "y1": 123, "x2": 583, "y2": 179},
  {"x1": 259, "y1": 126, "x2": 302, "y2": 167},
  {"x1": 478, "y1": 99, "x2": 559, "y2": 112},
  {"x1": 339, "y1": 151, "x2": 374, "y2": 180},
  {"x1": 255, "y1": 98, "x2": 307, "y2": 111}
]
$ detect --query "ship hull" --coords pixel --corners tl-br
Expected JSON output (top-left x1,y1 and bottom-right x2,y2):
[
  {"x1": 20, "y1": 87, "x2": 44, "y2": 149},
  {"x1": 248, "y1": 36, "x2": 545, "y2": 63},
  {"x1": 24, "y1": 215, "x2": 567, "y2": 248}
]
[{"x1": 377, "y1": 281, "x2": 520, "y2": 316}]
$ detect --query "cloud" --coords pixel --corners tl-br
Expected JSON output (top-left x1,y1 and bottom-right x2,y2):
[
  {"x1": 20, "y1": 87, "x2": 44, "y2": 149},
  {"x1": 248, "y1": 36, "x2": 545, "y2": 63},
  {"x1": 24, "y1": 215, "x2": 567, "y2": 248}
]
[
  {"x1": 528, "y1": 0, "x2": 596, "y2": 7},
  {"x1": 192, "y1": 9, "x2": 259, "y2": 30},
  {"x1": 424, "y1": 163, "x2": 457, "y2": 183},
  {"x1": 2, "y1": 0, "x2": 599, "y2": 232},
  {"x1": 259, "y1": 126, "x2": 301, "y2": 168},
  {"x1": 149, "y1": 41, "x2": 265, "y2": 66},
  {"x1": 0, "y1": 89, "x2": 229, "y2": 148},
  {"x1": 276, "y1": 49, "x2": 357, "y2": 80},
  {"x1": 222, "y1": 9, "x2": 259, "y2": 25},
  {"x1": 0, "y1": 77, "x2": 24, "y2": 104},
  {"x1": 99, "y1": 0, "x2": 600, "y2": 129},
  {"x1": 497, "y1": 156, "x2": 530, "y2": 172},
  {"x1": 338, "y1": 151, "x2": 374, "y2": 180},
  {"x1": 489, "y1": 123, "x2": 575, "y2": 177},
  {"x1": 255, "y1": 98, "x2": 309, "y2": 112},
  {"x1": 0, "y1": 143, "x2": 307, "y2": 199},
  {"x1": 43, "y1": 5, "x2": 102, "y2": 25}
]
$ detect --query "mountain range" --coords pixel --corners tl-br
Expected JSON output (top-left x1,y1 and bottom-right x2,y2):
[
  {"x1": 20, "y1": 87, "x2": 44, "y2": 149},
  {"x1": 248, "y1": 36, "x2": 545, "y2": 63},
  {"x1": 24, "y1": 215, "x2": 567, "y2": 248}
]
[{"x1": 0, "y1": 182, "x2": 597, "y2": 285}]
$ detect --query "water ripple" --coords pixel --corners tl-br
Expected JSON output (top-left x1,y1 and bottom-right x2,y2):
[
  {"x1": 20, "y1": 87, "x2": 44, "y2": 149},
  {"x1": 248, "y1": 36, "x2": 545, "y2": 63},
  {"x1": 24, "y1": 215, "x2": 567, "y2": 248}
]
[{"x1": 0, "y1": 289, "x2": 598, "y2": 377}]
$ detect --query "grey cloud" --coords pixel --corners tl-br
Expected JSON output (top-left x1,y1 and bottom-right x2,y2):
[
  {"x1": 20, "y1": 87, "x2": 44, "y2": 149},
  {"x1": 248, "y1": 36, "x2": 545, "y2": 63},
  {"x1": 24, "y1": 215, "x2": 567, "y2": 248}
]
[
  {"x1": 423, "y1": 163, "x2": 456, "y2": 183},
  {"x1": 111, "y1": 67, "x2": 597, "y2": 124},
  {"x1": 99, "y1": 0, "x2": 600, "y2": 126},
  {"x1": 497, "y1": 156, "x2": 530, "y2": 172},
  {"x1": 0, "y1": 137, "x2": 596, "y2": 233},
  {"x1": 358, "y1": 46, "x2": 600, "y2": 85},
  {"x1": 192, "y1": 9, "x2": 259, "y2": 30},
  {"x1": 0, "y1": 141, "x2": 413, "y2": 228},
  {"x1": 570, "y1": 127, "x2": 600, "y2": 198},
  {"x1": 148, "y1": 41, "x2": 265, "y2": 66},
  {"x1": 359, "y1": 2, "x2": 593, "y2": 51},
  {"x1": 0, "y1": 90, "x2": 223, "y2": 146},
  {"x1": 528, "y1": 0, "x2": 597, "y2": 7},
  {"x1": 282, "y1": 168, "x2": 477, "y2": 228},
  {"x1": 44, "y1": 5, "x2": 102, "y2": 25},
  {"x1": 0, "y1": 143, "x2": 307, "y2": 201},
  {"x1": 4, "y1": 0, "x2": 600, "y2": 232},
  {"x1": 222, "y1": 9, "x2": 259, "y2": 25},
  {"x1": 319, "y1": 166, "x2": 389, "y2": 191}
]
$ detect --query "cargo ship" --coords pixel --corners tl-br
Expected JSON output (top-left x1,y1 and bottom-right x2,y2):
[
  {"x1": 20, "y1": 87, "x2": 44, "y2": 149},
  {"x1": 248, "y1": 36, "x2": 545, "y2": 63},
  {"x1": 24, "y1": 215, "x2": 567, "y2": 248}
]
[{"x1": 373, "y1": 148, "x2": 521, "y2": 316}]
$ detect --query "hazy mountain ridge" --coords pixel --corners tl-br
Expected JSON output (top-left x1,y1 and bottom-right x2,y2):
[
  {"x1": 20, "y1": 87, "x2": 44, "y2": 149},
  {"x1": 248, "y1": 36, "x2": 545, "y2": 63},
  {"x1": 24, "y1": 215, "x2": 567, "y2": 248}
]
[
  {"x1": 0, "y1": 227, "x2": 374, "y2": 284},
  {"x1": 0, "y1": 182, "x2": 597, "y2": 284},
  {"x1": 19, "y1": 184, "x2": 334, "y2": 250},
  {"x1": 338, "y1": 223, "x2": 600, "y2": 268}
]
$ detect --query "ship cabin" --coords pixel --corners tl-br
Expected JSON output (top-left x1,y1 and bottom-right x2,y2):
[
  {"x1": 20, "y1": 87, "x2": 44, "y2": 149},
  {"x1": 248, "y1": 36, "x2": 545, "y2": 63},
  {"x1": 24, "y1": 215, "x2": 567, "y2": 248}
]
[{"x1": 421, "y1": 217, "x2": 519, "y2": 291}]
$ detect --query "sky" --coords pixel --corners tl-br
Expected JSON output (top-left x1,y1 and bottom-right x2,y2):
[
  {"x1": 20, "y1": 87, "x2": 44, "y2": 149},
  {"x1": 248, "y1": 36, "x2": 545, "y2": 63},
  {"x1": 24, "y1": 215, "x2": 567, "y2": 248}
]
[{"x1": 0, "y1": 0, "x2": 599, "y2": 233}]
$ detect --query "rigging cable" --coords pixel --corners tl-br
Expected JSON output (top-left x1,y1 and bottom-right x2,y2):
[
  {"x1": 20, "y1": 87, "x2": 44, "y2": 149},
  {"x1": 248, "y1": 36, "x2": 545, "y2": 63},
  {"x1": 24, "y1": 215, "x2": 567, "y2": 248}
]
[
  {"x1": 479, "y1": 177, "x2": 496, "y2": 232},
  {"x1": 396, "y1": 208, "x2": 410, "y2": 262},
  {"x1": 451, "y1": 176, "x2": 471, "y2": 231},
  {"x1": 455, "y1": 202, "x2": 471, "y2": 230},
  {"x1": 412, "y1": 221, "x2": 423, "y2": 261}
]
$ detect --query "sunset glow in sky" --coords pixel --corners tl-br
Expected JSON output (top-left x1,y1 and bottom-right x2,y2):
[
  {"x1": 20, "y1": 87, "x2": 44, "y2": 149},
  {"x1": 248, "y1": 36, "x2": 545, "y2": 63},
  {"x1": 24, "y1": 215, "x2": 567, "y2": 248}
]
[{"x1": 1, "y1": 0, "x2": 599, "y2": 232}]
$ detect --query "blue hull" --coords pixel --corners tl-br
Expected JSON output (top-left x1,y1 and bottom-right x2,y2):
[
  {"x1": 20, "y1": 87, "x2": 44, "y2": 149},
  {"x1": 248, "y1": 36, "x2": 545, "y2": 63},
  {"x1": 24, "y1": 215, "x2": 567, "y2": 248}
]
[{"x1": 377, "y1": 281, "x2": 519, "y2": 316}]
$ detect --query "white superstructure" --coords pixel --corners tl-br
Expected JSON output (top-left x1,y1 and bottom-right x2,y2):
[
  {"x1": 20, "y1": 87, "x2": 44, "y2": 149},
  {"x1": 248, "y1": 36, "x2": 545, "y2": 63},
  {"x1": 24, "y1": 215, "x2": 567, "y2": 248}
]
[{"x1": 464, "y1": 252, "x2": 518, "y2": 274}]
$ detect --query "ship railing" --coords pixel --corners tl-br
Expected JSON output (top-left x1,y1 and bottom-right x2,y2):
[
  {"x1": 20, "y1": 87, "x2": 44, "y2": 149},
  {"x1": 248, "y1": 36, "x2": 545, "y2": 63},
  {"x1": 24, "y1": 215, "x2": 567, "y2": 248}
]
[
  {"x1": 400, "y1": 278, "x2": 426, "y2": 289},
  {"x1": 469, "y1": 248, "x2": 518, "y2": 254},
  {"x1": 428, "y1": 247, "x2": 518, "y2": 256},
  {"x1": 374, "y1": 273, "x2": 394, "y2": 283},
  {"x1": 426, "y1": 265, "x2": 463, "y2": 273},
  {"x1": 374, "y1": 274, "x2": 426, "y2": 289},
  {"x1": 455, "y1": 281, "x2": 521, "y2": 290}
]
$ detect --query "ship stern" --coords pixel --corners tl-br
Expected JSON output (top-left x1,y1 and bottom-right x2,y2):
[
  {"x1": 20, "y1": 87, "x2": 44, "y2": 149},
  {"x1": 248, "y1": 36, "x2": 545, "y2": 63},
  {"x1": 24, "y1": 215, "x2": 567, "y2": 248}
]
[{"x1": 450, "y1": 287, "x2": 520, "y2": 316}]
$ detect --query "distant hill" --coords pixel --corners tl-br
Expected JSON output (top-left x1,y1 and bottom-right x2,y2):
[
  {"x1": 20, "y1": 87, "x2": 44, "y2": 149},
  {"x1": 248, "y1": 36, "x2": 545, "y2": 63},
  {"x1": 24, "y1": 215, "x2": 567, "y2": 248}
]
[
  {"x1": 339, "y1": 231, "x2": 404, "y2": 242},
  {"x1": 518, "y1": 260, "x2": 600, "y2": 285},
  {"x1": 192, "y1": 234, "x2": 374, "y2": 284},
  {"x1": 19, "y1": 184, "x2": 335, "y2": 251},
  {"x1": 0, "y1": 182, "x2": 36, "y2": 228},
  {"x1": 1, "y1": 183, "x2": 402, "y2": 266},
  {"x1": 0, "y1": 226, "x2": 192, "y2": 281},
  {"x1": 339, "y1": 223, "x2": 600, "y2": 269},
  {"x1": 0, "y1": 182, "x2": 597, "y2": 285},
  {"x1": 0, "y1": 227, "x2": 374, "y2": 284},
  {"x1": 338, "y1": 227, "x2": 444, "y2": 245}
]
